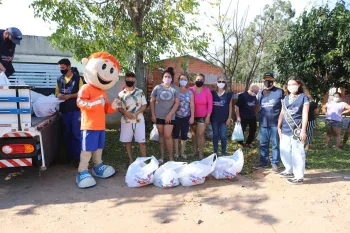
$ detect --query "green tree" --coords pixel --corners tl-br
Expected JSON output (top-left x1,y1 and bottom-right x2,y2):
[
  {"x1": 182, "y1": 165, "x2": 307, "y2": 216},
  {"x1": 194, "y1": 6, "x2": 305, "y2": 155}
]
[
  {"x1": 276, "y1": 1, "x2": 350, "y2": 102},
  {"x1": 31, "y1": 0, "x2": 208, "y2": 92},
  {"x1": 235, "y1": 0, "x2": 295, "y2": 90}
]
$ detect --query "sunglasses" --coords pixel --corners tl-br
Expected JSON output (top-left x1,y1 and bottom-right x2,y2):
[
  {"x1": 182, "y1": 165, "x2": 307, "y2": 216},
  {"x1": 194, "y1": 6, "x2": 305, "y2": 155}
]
[{"x1": 217, "y1": 81, "x2": 226, "y2": 83}]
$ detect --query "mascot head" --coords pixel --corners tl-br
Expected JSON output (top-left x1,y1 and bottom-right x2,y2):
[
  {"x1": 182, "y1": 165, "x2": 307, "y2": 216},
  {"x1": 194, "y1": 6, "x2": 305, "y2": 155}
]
[{"x1": 82, "y1": 52, "x2": 120, "y2": 90}]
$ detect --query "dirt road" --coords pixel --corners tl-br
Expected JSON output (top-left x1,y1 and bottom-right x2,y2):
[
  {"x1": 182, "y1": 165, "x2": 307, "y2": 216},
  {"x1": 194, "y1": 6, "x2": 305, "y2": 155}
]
[{"x1": 1, "y1": 166, "x2": 350, "y2": 233}]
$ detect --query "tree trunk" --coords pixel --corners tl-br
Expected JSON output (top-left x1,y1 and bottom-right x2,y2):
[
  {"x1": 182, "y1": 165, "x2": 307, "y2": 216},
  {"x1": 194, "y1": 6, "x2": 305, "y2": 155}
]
[
  {"x1": 135, "y1": 50, "x2": 146, "y2": 93},
  {"x1": 133, "y1": 15, "x2": 146, "y2": 94}
]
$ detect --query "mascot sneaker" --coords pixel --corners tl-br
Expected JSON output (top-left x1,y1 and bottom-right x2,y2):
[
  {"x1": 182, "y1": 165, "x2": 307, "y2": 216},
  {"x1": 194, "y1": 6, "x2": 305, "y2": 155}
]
[
  {"x1": 92, "y1": 163, "x2": 116, "y2": 178},
  {"x1": 76, "y1": 170, "x2": 96, "y2": 188}
]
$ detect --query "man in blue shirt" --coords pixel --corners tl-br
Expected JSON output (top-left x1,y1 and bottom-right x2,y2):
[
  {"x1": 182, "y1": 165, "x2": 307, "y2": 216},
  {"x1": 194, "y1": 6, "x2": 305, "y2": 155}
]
[
  {"x1": 0, "y1": 27, "x2": 22, "y2": 77},
  {"x1": 257, "y1": 73, "x2": 284, "y2": 172},
  {"x1": 235, "y1": 84, "x2": 259, "y2": 148}
]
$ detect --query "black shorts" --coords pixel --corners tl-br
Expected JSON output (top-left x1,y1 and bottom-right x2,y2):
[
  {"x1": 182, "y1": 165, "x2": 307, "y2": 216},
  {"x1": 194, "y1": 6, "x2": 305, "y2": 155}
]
[
  {"x1": 194, "y1": 117, "x2": 206, "y2": 124},
  {"x1": 156, "y1": 118, "x2": 176, "y2": 125}
]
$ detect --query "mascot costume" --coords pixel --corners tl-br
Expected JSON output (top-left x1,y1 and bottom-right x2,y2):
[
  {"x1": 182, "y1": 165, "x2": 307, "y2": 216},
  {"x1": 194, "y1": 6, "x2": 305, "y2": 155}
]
[{"x1": 76, "y1": 52, "x2": 120, "y2": 188}]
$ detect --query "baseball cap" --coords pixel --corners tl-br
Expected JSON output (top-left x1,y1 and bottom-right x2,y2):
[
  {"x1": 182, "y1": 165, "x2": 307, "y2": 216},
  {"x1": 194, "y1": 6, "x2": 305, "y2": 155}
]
[
  {"x1": 263, "y1": 72, "x2": 275, "y2": 79},
  {"x1": 7, "y1": 27, "x2": 23, "y2": 45}
]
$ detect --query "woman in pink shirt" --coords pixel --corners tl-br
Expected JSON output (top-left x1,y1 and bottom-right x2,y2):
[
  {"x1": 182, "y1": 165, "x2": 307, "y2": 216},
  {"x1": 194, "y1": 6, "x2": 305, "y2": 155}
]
[{"x1": 189, "y1": 74, "x2": 213, "y2": 158}]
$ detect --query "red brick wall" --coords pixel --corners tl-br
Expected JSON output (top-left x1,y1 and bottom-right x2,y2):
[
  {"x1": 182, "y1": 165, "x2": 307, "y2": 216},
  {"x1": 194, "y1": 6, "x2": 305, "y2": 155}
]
[{"x1": 146, "y1": 56, "x2": 224, "y2": 96}]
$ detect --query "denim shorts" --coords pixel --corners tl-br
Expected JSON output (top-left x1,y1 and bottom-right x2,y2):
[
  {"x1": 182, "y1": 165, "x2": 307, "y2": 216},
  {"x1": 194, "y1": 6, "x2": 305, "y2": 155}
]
[{"x1": 325, "y1": 120, "x2": 343, "y2": 128}]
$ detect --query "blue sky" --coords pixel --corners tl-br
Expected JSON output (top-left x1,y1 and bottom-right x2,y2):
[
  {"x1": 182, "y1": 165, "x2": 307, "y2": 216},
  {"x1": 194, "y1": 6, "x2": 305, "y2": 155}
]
[{"x1": 0, "y1": 0, "x2": 334, "y2": 37}]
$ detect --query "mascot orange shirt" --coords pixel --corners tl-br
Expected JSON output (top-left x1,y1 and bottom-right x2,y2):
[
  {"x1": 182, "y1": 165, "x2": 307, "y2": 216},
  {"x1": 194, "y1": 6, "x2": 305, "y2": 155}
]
[{"x1": 76, "y1": 52, "x2": 119, "y2": 189}]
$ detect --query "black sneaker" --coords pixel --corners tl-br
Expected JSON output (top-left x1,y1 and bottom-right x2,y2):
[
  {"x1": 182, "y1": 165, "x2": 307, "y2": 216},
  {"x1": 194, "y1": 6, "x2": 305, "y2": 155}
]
[
  {"x1": 254, "y1": 163, "x2": 268, "y2": 169},
  {"x1": 287, "y1": 178, "x2": 304, "y2": 185},
  {"x1": 278, "y1": 172, "x2": 294, "y2": 178}
]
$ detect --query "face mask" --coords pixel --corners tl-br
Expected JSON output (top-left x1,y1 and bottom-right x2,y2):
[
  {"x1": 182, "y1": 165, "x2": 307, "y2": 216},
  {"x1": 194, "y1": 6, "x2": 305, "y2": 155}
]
[
  {"x1": 287, "y1": 86, "x2": 299, "y2": 93},
  {"x1": 60, "y1": 69, "x2": 68, "y2": 75},
  {"x1": 195, "y1": 80, "x2": 204, "y2": 87},
  {"x1": 179, "y1": 80, "x2": 188, "y2": 87},
  {"x1": 125, "y1": 80, "x2": 135, "y2": 87},
  {"x1": 163, "y1": 77, "x2": 172, "y2": 84},
  {"x1": 217, "y1": 83, "x2": 225, "y2": 89},
  {"x1": 333, "y1": 97, "x2": 340, "y2": 102},
  {"x1": 264, "y1": 80, "x2": 273, "y2": 88}
]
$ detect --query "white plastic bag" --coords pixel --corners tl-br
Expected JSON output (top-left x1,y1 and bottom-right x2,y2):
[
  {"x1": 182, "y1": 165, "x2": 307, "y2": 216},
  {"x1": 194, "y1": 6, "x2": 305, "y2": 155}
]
[
  {"x1": 211, "y1": 148, "x2": 244, "y2": 179},
  {"x1": 154, "y1": 161, "x2": 187, "y2": 188},
  {"x1": 178, "y1": 154, "x2": 217, "y2": 186},
  {"x1": 0, "y1": 72, "x2": 11, "y2": 85},
  {"x1": 30, "y1": 91, "x2": 45, "y2": 115},
  {"x1": 125, "y1": 156, "x2": 159, "y2": 187},
  {"x1": 231, "y1": 122, "x2": 244, "y2": 141},
  {"x1": 33, "y1": 94, "x2": 64, "y2": 117},
  {"x1": 150, "y1": 124, "x2": 159, "y2": 141}
]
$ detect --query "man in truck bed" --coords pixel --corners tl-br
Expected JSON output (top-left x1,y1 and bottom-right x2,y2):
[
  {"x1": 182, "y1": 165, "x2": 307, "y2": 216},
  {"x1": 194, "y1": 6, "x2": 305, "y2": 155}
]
[{"x1": 56, "y1": 58, "x2": 84, "y2": 166}]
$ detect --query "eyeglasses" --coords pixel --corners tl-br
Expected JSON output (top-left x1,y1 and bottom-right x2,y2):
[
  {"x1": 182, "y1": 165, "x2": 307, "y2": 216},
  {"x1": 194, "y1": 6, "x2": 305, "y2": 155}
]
[{"x1": 217, "y1": 81, "x2": 226, "y2": 83}]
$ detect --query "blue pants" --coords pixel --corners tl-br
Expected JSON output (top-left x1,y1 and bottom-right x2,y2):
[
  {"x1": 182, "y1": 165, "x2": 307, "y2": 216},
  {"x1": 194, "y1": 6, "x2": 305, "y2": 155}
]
[
  {"x1": 211, "y1": 121, "x2": 227, "y2": 155},
  {"x1": 259, "y1": 126, "x2": 280, "y2": 166},
  {"x1": 62, "y1": 111, "x2": 81, "y2": 160}
]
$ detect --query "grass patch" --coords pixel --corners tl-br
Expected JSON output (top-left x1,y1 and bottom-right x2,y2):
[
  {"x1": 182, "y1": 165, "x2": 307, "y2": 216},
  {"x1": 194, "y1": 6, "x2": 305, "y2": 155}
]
[
  {"x1": 305, "y1": 121, "x2": 350, "y2": 172},
  {"x1": 103, "y1": 118, "x2": 350, "y2": 173}
]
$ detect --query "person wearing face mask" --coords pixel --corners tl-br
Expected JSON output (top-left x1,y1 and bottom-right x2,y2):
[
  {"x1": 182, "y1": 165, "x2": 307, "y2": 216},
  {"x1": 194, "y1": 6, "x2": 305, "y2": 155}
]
[
  {"x1": 173, "y1": 74, "x2": 194, "y2": 159},
  {"x1": 277, "y1": 76, "x2": 310, "y2": 185},
  {"x1": 256, "y1": 72, "x2": 284, "y2": 173},
  {"x1": 235, "y1": 84, "x2": 260, "y2": 148},
  {"x1": 210, "y1": 77, "x2": 233, "y2": 156},
  {"x1": 151, "y1": 67, "x2": 180, "y2": 163},
  {"x1": 189, "y1": 73, "x2": 213, "y2": 159},
  {"x1": 56, "y1": 58, "x2": 84, "y2": 166},
  {"x1": 0, "y1": 27, "x2": 22, "y2": 77},
  {"x1": 322, "y1": 92, "x2": 350, "y2": 149},
  {"x1": 117, "y1": 72, "x2": 148, "y2": 164}
]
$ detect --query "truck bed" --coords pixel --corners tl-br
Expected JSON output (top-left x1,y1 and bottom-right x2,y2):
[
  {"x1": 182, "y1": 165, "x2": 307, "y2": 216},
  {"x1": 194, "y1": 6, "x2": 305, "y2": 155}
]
[{"x1": 31, "y1": 113, "x2": 59, "y2": 129}]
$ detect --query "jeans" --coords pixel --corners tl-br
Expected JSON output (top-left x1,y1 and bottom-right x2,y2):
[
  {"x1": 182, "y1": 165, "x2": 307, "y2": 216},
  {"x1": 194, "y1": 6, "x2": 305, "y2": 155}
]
[
  {"x1": 62, "y1": 111, "x2": 81, "y2": 160},
  {"x1": 259, "y1": 126, "x2": 280, "y2": 166},
  {"x1": 238, "y1": 118, "x2": 257, "y2": 145},
  {"x1": 211, "y1": 121, "x2": 227, "y2": 155}
]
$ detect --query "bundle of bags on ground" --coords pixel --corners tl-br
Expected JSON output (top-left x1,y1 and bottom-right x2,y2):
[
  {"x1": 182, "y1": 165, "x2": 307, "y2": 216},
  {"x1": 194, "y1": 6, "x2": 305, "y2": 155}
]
[{"x1": 125, "y1": 149, "x2": 244, "y2": 188}]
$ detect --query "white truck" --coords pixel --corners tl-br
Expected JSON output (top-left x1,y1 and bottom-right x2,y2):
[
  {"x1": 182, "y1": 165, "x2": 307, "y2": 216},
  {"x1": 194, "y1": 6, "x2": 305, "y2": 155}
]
[{"x1": 0, "y1": 62, "x2": 64, "y2": 171}]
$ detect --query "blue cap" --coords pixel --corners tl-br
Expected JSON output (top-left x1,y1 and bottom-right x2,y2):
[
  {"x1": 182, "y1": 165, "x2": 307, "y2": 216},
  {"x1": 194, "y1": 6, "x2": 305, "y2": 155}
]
[{"x1": 7, "y1": 27, "x2": 22, "y2": 45}]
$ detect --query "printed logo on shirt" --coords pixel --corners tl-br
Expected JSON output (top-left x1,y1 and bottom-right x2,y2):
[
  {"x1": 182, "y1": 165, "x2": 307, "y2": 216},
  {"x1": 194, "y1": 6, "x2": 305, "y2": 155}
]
[
  {"x1": 247, "y1": 101, "x2": 256, "y2": 107},
  {"x1": 288, "y1": 107, "x2": 299, "y2": 115},
  {"x1": 262, "y1": 99, "x2": 276, "y2": 108},
  {"x1": 159, "y1": 90, "x2": 174, "y2": 101},
  {"x1": 213, "y1": 99, "x2": 225, "y2": 107},
  {"x1": 61, "y1": 81, "x2": 75, "y2": 94}
]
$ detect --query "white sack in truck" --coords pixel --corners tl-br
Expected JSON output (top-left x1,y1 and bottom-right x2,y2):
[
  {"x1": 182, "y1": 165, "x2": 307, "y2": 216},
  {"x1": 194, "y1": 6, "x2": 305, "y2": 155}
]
[
  {"x1": 0, "y1": 72, "x2": 11, "y2": 85},
  {"x1": 30, "y1": 91, "x2": 45, "y2": 115},
  {"x1": 33, "y1": 94, "x2": 64, "y2": 117}
]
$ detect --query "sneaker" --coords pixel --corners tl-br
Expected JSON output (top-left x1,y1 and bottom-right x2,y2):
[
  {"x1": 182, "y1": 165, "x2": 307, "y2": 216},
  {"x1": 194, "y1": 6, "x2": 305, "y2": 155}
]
[
  {"x1": 278, "y1": 172, "x2": 294, "y2": 178},
  {"x1": 76, "y1": 170, "x2": 96, "y2": 189},
  {"x1": 181, "y1": 154, "x2": 187, "y2": 159},
  {"x1": 271, "y1": 165, "x2": 279, "y2": 173},
  {"x1": 92, "y1": 163, "x2": 116, "y2": 178},
  {"x1": 174, "y1": 154, "x2": 180, "y2": 159},
  {"x1": 287, "y1": 178, "x2": 304, "y2": 185}
]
